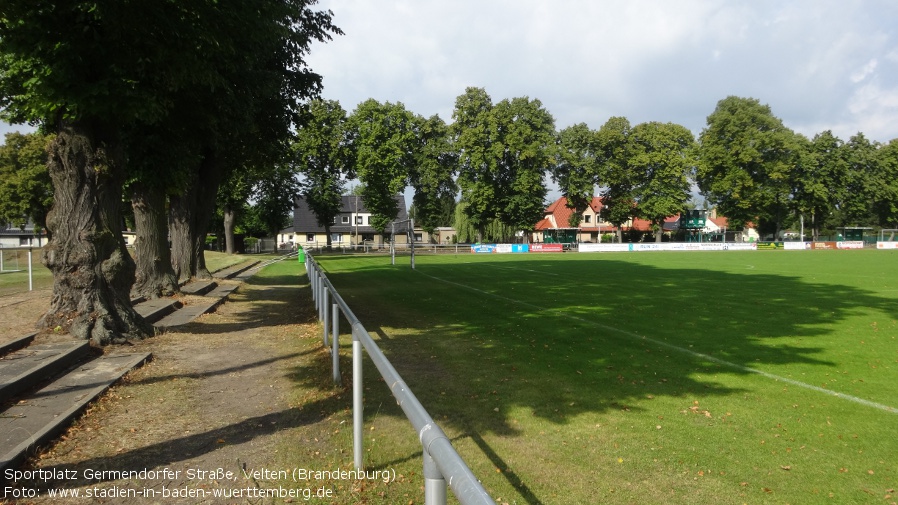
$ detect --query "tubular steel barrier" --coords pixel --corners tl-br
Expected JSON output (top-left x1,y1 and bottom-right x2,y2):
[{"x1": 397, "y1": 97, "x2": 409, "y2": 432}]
[{"x1": 304, "y1": 253, "x2": 495, "y2": 505}]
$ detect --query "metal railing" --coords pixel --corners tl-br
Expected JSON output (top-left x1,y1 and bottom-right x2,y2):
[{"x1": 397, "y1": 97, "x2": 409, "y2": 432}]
[{"x1": 304, "y1": 253, "x2": 495, "y2": 505}]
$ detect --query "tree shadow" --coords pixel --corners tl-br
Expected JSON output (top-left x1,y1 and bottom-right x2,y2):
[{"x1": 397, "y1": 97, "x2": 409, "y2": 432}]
[{"x1": 316, "y1": 254, "x2": 896, "y2": 437}]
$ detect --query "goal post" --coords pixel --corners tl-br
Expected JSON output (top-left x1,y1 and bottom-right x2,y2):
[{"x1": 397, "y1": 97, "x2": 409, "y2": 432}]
[
  {"x1": 390, "y1": 218, "x2": 415, "y2": 269},
  {"x1": 877, "y1": 229, "x2": 898, "y2": 249}
]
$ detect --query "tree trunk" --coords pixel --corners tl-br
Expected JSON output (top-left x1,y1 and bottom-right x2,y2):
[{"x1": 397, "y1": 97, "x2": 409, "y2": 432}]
[
  {"x1": 223, "y1": 205, "x2": 237, "y2": 254},
  {"x1": 131, "y1": 182, "x2": 178, "y2": 299},
  {"x1": 655, "y1": 227, "x2": 663, "y2": 243},
  {"x1": 169, "y1": 192, "x2": 195, "y2": 283},
  {"x1": 170, "y1": 152, "x2": 224, "y2": 282},
  {"x1": 39, "y1": 123, "x2": 152, "y2": 345}
]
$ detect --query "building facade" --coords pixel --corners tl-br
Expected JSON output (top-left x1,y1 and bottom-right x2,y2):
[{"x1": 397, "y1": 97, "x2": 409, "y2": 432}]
[{"x1": 293, "y1": 194, "x2": 411, "y2": 247}]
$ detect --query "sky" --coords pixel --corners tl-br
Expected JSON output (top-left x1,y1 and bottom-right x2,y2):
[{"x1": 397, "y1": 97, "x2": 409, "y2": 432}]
[
  {"x1": 303, "y1": 0, "x2": 898, "y2": 144},
  {"x1": 3, "y1": 2, "x2": 897, "y2": 153}
]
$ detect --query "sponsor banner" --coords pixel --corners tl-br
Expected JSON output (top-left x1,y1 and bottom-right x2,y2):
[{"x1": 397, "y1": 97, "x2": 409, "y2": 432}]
[
  {"x1": 530, "y1": 243, "x2": 563, "y2": 253},
  {"x1": 470, "y1": 244, "x2": 497, "y2": 253},
  {"x1": 811, "y1": 241, "x2": 837, "y2": 250},
  {"x1": 724, "y1": 243, "x2": 758, "y2": 251},
  {"x1": 783, "y1": 242, "x2": 811, "y2": 250},
  {"x1": 496, "y1": 244, "x2": 529, "y2": 253},
  {"x1": 877, "y1": 241, "x2": 898, "y2": 249},
  {"x1": 579, "y1": 243, "x2": 632, "y2": 252},
  {"x1": 579, "y1": 242, "x2": 757, "y2": 253},
  {"x1": 756, "y1": 242, "x2": 783, "y2": 250},
  {"x1": 837, "y1": 241, "x2": 865, "y2": 249}
]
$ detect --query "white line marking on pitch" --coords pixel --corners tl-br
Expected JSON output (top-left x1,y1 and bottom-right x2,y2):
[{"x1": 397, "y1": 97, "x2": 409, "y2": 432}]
[{"x1": 418, "y1": 270, "x2": 898, "y2": 415}]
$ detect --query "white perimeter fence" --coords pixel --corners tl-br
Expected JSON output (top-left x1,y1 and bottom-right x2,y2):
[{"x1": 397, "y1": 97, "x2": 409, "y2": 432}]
[
  {"x1": 304, "y1": 252, "x2": 495, "y2": 505},
  {"x1": 0, "y1": 247, "x2": 36, "y2": 291}
]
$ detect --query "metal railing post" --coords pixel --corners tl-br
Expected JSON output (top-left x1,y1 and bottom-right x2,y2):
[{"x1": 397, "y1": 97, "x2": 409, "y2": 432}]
[
  {"x1": 352, "y1": 325, "x2": 364, "y2": 469},
  {"x1": 310, "y1": 265, "x2": 317, "y2": 304},
  {"x1": 27, "y1": 247, "x2": 33, "y2": 291},
  {"x1": 322, "y1": 288, "x2": 330, "y2": 346},
  {"x1": 423, "y1": 449, "x2": 447, "y2": 505},
  {"x1": 331, "y1": 303, "x2": 341, "y2": 384},
  {"x1": 318, "y1": 272, "x2": 325, "y2": 322},
  {"x1": 410, "y1": 218, "x2": 416, "y2": 270}
]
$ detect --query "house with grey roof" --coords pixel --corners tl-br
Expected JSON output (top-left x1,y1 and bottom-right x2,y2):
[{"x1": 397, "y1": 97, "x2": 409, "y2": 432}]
[
  {"x1": 0, "y1": 220, "x2": 48, "y2": 248},
  {"x1": 293, "y1": 194, "x2": 411, "y2": 248}
]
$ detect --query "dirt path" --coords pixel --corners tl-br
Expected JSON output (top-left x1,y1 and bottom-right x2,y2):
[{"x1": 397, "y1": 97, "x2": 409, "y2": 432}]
[{"x1": 2, "y1": 273, "x2": 356, "y2": 504}]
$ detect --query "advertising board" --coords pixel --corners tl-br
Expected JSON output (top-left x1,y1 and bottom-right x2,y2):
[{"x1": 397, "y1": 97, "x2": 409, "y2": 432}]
[
  {"x1": 836, "y1": 241, "x2": 864, "y2": 249},
  {"x1": 578, "y1": 243, "x2": 632, "y2": 252},
  {"x1": 877, "y1": 241, "x2": 898, "y2": 249},
  {"x1": 530, "y1": 243, "x2": 563, "y2": 253},
  {"x1": 470, "y1": 244, "x2": 497, "y2": 253},
  {"x1": 578, "y1": 242, "x2": 757, "y2": 253},
  {"x1": 496, "y1": 244, "x2": 529, "y2": 253}
]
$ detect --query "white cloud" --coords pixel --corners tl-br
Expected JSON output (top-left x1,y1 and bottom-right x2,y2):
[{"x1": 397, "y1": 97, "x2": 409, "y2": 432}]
[{"x1": 850, "y1": 59, "x2": 878, "y2": 83}]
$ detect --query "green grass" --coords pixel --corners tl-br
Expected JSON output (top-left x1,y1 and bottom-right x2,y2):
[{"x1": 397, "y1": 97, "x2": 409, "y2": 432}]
[
  {"x1": 0, "y1": 250, "x2": 265, "y2": 298},
  {"x1": 311, "y1": 250, "x2": 898, "y2": 505},
  {"x1": 0, "y1": 248, "x2": 52, "y2": 296}
]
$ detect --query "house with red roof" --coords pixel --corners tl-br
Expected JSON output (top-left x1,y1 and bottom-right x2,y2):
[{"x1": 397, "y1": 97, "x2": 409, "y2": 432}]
[
  {"x1": 533, "y1": 197, "x2": 757, "y2": 243},
  {"x1": 533, "y1": 196, "x2": 660, "y2": 243}
]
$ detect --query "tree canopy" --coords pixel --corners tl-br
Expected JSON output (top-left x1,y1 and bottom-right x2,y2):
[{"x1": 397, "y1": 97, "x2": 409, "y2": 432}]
[
  {"x1": 0, "y1": 0, "x2": 339, "y2": 344},
  {"x1": 0, "y1": 131, "x2": 54, "y2": 232},
  {"x1": 696, "y1": 96, "x2": 799, "y2": 234}
]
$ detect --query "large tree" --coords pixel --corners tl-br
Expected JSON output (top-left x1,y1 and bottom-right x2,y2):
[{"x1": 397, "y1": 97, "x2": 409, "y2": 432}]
[
  {"x1": 0, "y1": 132, "x2": 54, "y2": 238},
  {"x1": 493, "y1": 96, "x2": 556, "y2": 242},
  {"x1": 629, "y1": 122, "x2": 696, "y2": 242},
  {"x1": 696, "y1": 96, "x2": 798, "y2": 237},
  {"x1": 0, "y1": 1, "x2": 338, "y2": 343},
  {"x1": 873, "y1": 139, "x2": 898, "y2": 229},
  {"x1": 553, "y1": 123, "x2": 601, "y2": 227},
  {"x1": 451, "y1": 87, "x2": 499, "y2": 241},
  {"x1": 451, "y1": 88, "x2": 556, "y2": 242},
  {"x1": 293, "y1": 99, "x2": 353, "y2": 246},
  {"x1": 596, "y1": 117, "x2": 635, "y2": 242},
  {"x1": 168, "y1": 2, "x2": 339, "y2": 283},
  {"x1": 791, "y1": 131, "x2": 846, "y2": 240},
  {"x1": 0, "y1": 1, "x2": 220, "y2": 343},
  {"x1": 349, "y1": 99, "x2": 417, "y2": 234},
  {"x1": 408, "y1": 115, "x2": 458, "y2": 235},
  {"x1": 838, "y1": 133, "x2": 879, "y2": 228}
]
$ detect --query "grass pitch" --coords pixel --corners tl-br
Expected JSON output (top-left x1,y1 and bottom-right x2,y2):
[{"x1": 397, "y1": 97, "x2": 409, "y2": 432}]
[{"x1": 313, "y1": 250, "x2": 897, "y2": 504}]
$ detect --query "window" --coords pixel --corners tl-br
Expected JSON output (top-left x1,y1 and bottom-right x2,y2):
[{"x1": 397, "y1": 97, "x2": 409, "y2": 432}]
[
  {"x1": 331, "y1": 233, "x2": 343, "y2": 243},
  {"x1": 356, "y1": 216, "x2": 363, "y2": 224},
  {"x1": 584, "y1": 215, "x2": 592, "y2": 224},
  {"x1": 306, "y1": 234, "x2": 315, "y2": 242},
  {"x1": 341, "y1": 216, "x2": 349, "y2": 224}
]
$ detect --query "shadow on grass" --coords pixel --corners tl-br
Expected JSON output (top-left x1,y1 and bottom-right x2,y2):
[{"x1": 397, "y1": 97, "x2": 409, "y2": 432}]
[{"x1": 315, "y1": 254, "x2": 897, "y2": 439}]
